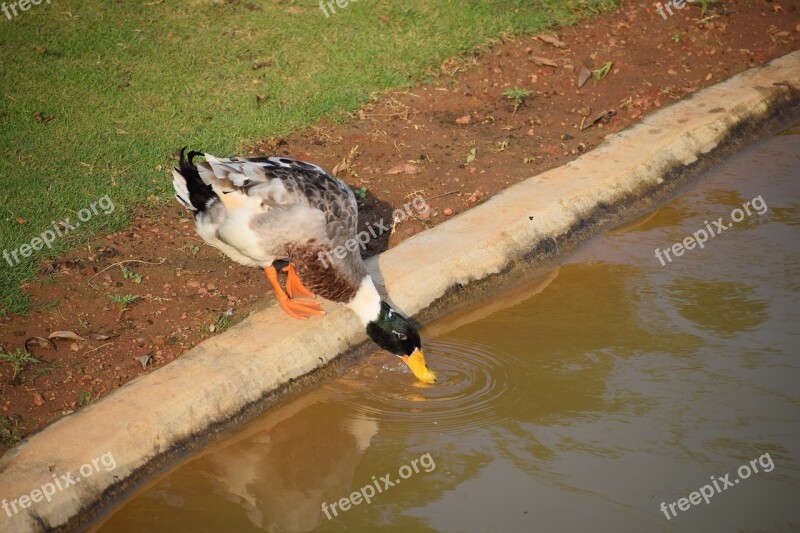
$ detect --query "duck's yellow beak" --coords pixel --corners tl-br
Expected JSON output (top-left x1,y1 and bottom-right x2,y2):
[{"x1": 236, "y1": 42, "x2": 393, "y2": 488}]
[{"x1": 401, "y1": 348, "x2": 437, "y2": 384}]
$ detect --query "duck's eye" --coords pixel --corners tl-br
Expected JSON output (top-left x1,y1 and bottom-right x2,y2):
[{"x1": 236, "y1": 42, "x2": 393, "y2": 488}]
[{"x1": 393, "y1": 331, "x2": 407, "y2": 341}]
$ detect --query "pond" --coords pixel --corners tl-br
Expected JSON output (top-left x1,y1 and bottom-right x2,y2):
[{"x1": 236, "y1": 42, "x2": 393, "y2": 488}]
[{"x1": 95, "y1": 125, "x2": 800, "y2": 532}]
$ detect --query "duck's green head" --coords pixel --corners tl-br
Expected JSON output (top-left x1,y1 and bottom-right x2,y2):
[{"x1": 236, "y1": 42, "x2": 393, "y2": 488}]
[{"x1": 366, "y1": 301, "x2": 437, "y2": 384}]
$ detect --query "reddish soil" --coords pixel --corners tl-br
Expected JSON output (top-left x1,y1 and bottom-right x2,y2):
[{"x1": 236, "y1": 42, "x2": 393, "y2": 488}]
[{"x1": 1, "y1": 0, "x2": 797, "y2": 452}]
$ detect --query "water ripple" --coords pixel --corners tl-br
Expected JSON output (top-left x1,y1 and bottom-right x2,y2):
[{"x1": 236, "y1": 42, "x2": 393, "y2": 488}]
[{"x1": 328, "y1": 338, "x2": 522, "y2": 433}]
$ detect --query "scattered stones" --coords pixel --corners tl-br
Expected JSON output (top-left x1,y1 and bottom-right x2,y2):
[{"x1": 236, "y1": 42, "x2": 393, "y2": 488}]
[{"x1": 468, "y1": 189, "x2": 485, "y2": 203}]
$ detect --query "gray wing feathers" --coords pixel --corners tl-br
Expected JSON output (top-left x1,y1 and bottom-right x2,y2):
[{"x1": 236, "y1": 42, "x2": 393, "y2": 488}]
[{"x1": 198, "y1": 154, "x2": 359, "y2": 246}]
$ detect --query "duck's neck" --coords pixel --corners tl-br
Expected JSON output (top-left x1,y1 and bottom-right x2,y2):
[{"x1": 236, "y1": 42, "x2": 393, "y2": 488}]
[{"x1": 347, "y1": 275, "x2": 382, "y2": 325}]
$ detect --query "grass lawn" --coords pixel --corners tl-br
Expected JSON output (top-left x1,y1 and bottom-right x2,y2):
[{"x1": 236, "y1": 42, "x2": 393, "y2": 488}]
[{"x1": 0, "y1": 0, "x2": 615, "y2": 314}]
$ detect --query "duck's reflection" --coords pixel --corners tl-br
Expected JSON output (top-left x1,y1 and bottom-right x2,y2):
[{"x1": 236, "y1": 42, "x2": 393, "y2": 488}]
[{"x1": 196, "y1": 397, "x2": 378, "y2": 532}]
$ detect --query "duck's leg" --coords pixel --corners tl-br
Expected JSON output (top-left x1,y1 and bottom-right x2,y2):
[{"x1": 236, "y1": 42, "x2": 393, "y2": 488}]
[
  {"x1": 282, "y1": 264, "x2": 315, "y2": 299},
  {"x1": 263, "y1": 266, "x2": 325, "y2": 320}
]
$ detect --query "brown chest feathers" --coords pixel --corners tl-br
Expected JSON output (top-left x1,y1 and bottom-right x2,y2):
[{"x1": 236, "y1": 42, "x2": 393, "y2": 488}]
[{"x1": 285, "y1": 240, "x2": 365, "y2": 303}]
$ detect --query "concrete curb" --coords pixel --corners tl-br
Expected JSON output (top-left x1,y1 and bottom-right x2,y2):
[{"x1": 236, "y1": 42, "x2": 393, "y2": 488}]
[{"x1": 1, "y1": 51, "x2": 799, "y2": 532}]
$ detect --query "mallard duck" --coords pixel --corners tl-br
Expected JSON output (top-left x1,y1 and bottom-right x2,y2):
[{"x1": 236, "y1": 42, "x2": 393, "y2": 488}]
[{"x1": 172, "y1": 148, "x2": 436, "y2": 383}]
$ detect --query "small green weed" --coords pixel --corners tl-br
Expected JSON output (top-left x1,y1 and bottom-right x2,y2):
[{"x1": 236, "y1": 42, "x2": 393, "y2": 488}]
[
  {"x1": 203, "y1": 309, "x2": 233, "y2": 335},
  {"x1": 120, "y1": 265, "x2": 142, "y2": 284},
  {"x1": 593, "y1": 61, "x2": 613, "y2": 80},
  {"x1": 0, "y1": 417, "x2": 23, "y2": 447},
  {"x1": 502, "y1": 86, "x2": 533, "y2": 116},
  {"x1": 108, "y1": 293, "x2": 140, "y2": 312},
  {"x1": 79, "y1": 391, "x2": 92, "y2": 406},
  {"x1": 0, "y1": 348, "x2": 40, "y2": 380}
]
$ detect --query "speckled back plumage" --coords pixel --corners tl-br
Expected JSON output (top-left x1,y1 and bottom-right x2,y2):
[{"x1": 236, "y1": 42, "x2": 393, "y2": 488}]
[{"x1": 173, "y1": 151, "x2": 367, "y2": 303}]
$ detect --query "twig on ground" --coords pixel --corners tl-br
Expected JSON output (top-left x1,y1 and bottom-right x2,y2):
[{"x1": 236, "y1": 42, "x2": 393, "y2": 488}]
[{"x1": 87, "y1": 259, "x2": 165, "y2": 289}]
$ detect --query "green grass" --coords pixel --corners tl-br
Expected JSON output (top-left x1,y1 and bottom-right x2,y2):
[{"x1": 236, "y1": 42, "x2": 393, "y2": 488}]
[
  {"x1": 0, "y1": 0, "x2": 616, "y2": 314},
  {"x1": 0, "y1": 416, "x2": 23, "y2": 448}
]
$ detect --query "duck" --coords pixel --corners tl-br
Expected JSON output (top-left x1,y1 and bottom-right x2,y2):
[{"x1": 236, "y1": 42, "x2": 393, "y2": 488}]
[{"x1": 171, "y1": 148, "x2": 436, "y2": 383}]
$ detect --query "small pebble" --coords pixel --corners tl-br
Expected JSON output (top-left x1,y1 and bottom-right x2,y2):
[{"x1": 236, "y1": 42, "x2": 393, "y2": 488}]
[{"x1": 443, "y1": 208, "x2": 454, "y2": 216}]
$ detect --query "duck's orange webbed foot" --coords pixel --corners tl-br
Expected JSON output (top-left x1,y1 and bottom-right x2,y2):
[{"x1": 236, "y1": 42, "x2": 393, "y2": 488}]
[
  {"x1": 282, "y1": 264, "x2": 316, "y2": 299},
  {"x1": 264, "y1": 266, "x2": 325, "y2": 320}
]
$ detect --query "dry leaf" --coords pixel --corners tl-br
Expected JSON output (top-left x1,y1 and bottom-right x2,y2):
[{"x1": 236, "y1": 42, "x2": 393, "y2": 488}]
[
  {"x1": 49, "y1": 331, "x2": 86, "y2": 342},
  {"x1": 386, "y1": 163, "x2": 422, "y2": 175},
  {"x1": 140, "y1": 353, "x2": 152, "y2": 370},
  {"x1": 537, "y1": 34, "x2": 567, "y2": 48},
  {"x1": 577, "y1": 67, "x2": 592, "y2": 88},
  {"x1": 252, "y1": 59, "x2": 273, "y2": 70},
  {"x1": 581, "y1": 109, "x2": 616, "y2": 131},
  {"x1": 33, "y1": 111, "x2": 54, "y2": 124},
  {"x1": 25, "y1": 336, "x2": 57, "y2": 352},
  {"x1": 88, "y1": 332, "x2": 120, "y2": 341},
  {"x1": 331, "y1": 160, "x2": 349, "y2": 176},
  {"x1": 531, "y1": 56, "x2": 558, "y2": 68}
]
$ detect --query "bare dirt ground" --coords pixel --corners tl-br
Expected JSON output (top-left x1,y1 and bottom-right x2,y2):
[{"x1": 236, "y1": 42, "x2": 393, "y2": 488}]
[{"x1": 1, "y1": 0, "x2": 798, "y2": 452}]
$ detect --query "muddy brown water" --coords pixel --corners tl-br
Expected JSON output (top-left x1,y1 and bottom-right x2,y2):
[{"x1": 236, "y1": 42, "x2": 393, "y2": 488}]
[{"x1": 94, "y1": 127, "x2": 800, "y2": 532}]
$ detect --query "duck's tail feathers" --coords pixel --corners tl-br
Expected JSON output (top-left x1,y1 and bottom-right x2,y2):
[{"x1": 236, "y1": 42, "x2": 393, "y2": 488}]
[{"x1": 172, "y1": 147, "x2": 216, "y2": 213}]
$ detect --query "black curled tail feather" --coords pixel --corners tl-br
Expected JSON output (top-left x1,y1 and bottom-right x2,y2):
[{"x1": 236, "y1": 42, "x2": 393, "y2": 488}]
[{"x1": 174, "y1": 147, "x2": 216, "y2": 213}]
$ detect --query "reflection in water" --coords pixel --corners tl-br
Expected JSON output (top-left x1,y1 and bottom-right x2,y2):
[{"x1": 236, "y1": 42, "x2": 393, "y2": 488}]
[
  {"x1": 199, "y1": 403, "x2": 378, "y2": 532},
  {"x1": 96, "y1": 130, "x2": 800, "y2": 532},
  {"x1": 668, "y1": 279, "x2": 768, "y2": 336}
]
